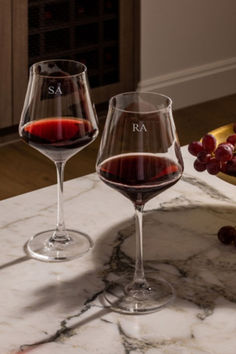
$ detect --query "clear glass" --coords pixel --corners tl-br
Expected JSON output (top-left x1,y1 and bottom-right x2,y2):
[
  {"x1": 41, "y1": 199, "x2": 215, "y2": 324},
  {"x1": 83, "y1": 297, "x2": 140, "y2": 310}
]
[
  {"x1": 96, "y1": 92, "x2": 184, "y2": 314},
  {"x1": 19, "y1": 59, "x2": 99, "y2": 262}
]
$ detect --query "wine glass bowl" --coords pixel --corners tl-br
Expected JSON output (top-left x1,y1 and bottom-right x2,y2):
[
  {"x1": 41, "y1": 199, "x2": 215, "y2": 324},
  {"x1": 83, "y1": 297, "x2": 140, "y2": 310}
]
[
  {"x1": 96, "y1": 92, "x2": 183, "y2": 314},
  {"x1": 19, "y1": 60, "x2": 98, "y2": 262},
  {"x1": 20, "y1": 60, "x2": 98, "y2": 163}
]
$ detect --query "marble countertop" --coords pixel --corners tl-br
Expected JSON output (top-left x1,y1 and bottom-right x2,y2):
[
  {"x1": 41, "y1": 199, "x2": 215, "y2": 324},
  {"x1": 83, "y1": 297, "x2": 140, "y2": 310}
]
[{"x1": 1, "y1": 146, "x2": 236, "y2": 354}]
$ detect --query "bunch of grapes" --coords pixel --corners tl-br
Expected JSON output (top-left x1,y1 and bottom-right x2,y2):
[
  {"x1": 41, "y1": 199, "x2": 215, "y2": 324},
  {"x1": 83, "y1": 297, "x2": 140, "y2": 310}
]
[
  {"x1": 189, "y1": 124, "x2": 236, "y2": 244},
  {"x1": 188, "y1": 124, "x2": 236, "y2": 176}
]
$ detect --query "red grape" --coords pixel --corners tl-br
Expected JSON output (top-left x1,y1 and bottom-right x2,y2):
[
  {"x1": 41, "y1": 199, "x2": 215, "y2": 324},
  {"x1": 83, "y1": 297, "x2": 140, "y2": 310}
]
[
  {"x1": 206, "y1": 158, "x2": 220, "y2": 175},
  {"x1": 202, "y1": 134, "x2": 216, "y2": 153},
  {"x1": 193, "y1": 159, "x2": 206, "y2": 172},
  {"x1": 218, "y1": 226, "x2": 236, "y2": 244},
  {"x1": 233, "y1": 123, "x2": 236, "y2": 133},
  {"x1": 215, "y1": 144, "x2": 233, "y2": 162},
  {"x1": 226, "y1": 134, "x2": 236, "y2": 147},
  {"x1": 218, "y1": 142, "x2": 234, "y2": 151},
  {"x1": 197, "y1": 151, "x2": 211, "y2": 164},
  {"x1": 226, "y1": 142, "x2": 234, "y2": 151},
  {"x1": 188, "y1": 141, "x2": 204, "y2": 156},
  {"x1": 220, "y1": 162, "x2": 227, "y2": 173},
  {"x1": 225, "y1": 157, "x2": 236, "y2": 176}
]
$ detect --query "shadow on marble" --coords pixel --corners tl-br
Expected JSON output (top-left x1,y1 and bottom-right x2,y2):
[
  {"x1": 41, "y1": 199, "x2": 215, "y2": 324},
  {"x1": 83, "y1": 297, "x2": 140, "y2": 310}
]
[
  {"x1": 93, "y1": 203, "x2": 236, "y2": 315},
  {"x1": 0, "y1": 254, "x2": 30, "y2": 271},
  {"x1": 14, "y1": 203, "x2": 236, "y2": 345},
  {"x1": 19, "y1": 306, "x2": 111, "y2": 353}
]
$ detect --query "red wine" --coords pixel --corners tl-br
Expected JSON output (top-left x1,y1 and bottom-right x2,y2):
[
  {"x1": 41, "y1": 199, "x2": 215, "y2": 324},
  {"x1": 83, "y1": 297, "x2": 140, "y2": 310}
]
[
  {"x1": 21, "y1": 117, "x2": 98, "y2": 161},
  {"x1": 98, "y1": 154, "x2": 182, "y2": 204}
]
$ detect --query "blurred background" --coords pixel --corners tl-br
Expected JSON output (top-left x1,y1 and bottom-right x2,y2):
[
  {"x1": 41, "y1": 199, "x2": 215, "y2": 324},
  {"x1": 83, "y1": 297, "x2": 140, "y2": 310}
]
[{"x1": 0, "y1": 0, "x2": 236, "y2": 199}]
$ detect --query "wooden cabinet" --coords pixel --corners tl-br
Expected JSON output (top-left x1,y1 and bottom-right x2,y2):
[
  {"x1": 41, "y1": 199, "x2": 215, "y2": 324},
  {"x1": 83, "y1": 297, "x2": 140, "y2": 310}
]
[{"x1": 0, "y1": 0, "x2": 139, "y2": 130}]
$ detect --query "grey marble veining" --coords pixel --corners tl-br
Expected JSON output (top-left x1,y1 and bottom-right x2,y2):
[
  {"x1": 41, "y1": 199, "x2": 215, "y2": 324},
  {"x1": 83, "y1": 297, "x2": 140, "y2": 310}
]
[{"x1": 1, "y1": 146, "x2": 236, "y2": 353}]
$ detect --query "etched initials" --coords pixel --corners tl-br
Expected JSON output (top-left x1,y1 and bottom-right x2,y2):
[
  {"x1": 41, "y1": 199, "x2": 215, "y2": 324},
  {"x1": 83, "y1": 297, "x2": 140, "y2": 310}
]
[
  {"x1": 132, "y1": 123, "x2": 147, "y2": 132},
  {"x1": 48, "y1": 83, "x2": 62, "y2": 95}
]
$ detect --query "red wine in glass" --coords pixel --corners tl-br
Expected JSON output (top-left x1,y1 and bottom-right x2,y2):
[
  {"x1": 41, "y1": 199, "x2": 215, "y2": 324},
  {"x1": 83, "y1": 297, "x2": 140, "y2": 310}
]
[
  {"x1": 21, "y1": 117, "x2": 98, "y2": 161},
  {"x1": 99, "y1": 153, "x2": 182, "y2": 205}
]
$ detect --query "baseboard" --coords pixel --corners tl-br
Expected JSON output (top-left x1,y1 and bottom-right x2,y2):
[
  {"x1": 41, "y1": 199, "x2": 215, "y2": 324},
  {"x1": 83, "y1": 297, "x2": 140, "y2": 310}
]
[{"x1": 137, "y1": 57, "x2": 236, "y2": 109}]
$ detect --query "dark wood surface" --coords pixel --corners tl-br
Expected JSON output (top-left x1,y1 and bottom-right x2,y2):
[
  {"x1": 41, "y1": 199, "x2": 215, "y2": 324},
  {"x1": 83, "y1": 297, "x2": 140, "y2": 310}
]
[
  {"x1": 0, "y1": 94, "x2": 236, "y2": 200},
  {"x1": 174, "y1": 94, "x2": 236, "y2": 145}
]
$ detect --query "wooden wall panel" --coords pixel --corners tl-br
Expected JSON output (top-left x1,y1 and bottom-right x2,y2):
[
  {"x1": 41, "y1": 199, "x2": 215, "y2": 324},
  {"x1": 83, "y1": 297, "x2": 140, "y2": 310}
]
[
  {"x1": 12, "y1": 0, "x2": 28, "y2": 125},
  {"x1": 0, "y1": 0, "x2": 12, "y2": 128}
]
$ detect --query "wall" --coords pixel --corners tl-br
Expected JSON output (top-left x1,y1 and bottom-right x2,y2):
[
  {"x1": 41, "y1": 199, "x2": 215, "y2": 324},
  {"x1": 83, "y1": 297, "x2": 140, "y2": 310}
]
[{"x1": 138, "y1": 0, "x2": 236, "y2": 108}]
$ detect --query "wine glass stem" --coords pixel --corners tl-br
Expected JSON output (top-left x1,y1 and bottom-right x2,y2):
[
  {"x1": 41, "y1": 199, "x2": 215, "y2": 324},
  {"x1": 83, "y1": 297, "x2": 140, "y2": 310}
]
[
  {"x1": 53, "y1": 161, "x2": 68, "y2": 242},
  {"x1": 133, "y1": 205, "x2": 146, "y2": 284}
]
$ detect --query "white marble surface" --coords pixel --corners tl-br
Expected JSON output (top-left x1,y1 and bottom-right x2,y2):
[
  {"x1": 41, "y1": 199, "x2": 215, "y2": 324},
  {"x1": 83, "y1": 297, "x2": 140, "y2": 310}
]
[{"x1": 1, "y1": 146, "x2": 236, "y2": 353}]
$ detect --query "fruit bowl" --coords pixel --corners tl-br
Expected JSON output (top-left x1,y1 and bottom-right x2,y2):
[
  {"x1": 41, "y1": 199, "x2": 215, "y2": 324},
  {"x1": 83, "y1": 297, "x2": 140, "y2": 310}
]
[{"x1": 208, "y1": 123, "x2": 236, "y2": 185}]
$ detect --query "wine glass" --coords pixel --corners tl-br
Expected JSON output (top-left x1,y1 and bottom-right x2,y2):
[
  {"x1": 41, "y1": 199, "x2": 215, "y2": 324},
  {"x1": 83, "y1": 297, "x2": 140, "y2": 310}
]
[
  {"x1": 96, "y1": 92, "x2": 184, "y2": 314},
  {"x1": 19, "y1": 59, "x2": 98, "y2": 262}
]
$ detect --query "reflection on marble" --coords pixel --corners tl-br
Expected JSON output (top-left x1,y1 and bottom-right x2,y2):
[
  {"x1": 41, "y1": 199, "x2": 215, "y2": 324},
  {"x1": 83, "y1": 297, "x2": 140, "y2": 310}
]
[{"x1": 1, "y1": 146, "x2": 236, "y2": 353}]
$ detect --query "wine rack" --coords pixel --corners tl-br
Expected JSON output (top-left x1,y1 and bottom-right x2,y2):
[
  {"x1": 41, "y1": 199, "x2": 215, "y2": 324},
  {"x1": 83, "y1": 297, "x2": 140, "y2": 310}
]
[
  {"x1": 28, "y1": 0, "x2": 119, "y2": 88},
  {"x1": 0, "y1": 0, "x2": 138, "y2": 129}
]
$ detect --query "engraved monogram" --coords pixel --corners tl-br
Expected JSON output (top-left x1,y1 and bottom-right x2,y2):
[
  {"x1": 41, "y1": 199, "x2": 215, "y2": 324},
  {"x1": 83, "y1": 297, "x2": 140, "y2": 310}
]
[
  {"x1": 132, "y1": 123, "x2": 147, "y2": 132},
  {"x1": 48, "y1": 83, "x2": 62, "y2": 95}
]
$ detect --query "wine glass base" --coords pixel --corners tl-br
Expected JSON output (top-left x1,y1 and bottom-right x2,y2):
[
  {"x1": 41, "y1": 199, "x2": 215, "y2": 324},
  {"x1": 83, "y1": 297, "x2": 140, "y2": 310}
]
[
  {"x1": 103, "y1": 274, "x2": 175, "y2": 314},
  {"x1": 26, "y1": 229, "x2": 93, "y2": 262}
]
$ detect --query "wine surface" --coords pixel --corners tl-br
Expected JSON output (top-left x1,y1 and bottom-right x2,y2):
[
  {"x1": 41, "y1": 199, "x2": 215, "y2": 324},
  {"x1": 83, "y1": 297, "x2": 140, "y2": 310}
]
[
  {"x1": 98, "y1": 153, "x2": 182, "y2": 205},
  {"x1": 21, "y1": 117, "x2": 97, "y2": 161}
]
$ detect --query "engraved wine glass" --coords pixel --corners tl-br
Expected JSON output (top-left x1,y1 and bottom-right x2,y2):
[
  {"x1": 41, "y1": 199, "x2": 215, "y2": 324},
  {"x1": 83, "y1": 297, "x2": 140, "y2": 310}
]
[
  {"x1": 96, "y1": 92, "x2": 184, "y2": 313},
  {"x1": 19, "y1": 60, "x2": 98, "y2": 262}
]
